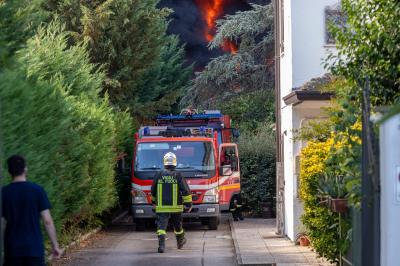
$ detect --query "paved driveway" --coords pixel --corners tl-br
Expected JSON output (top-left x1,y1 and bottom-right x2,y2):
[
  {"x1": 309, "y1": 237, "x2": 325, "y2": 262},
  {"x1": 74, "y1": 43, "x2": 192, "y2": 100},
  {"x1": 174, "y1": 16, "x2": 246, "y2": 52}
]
[{"x1": 55, "y1": 214, "x2": 235, "y2": 266}]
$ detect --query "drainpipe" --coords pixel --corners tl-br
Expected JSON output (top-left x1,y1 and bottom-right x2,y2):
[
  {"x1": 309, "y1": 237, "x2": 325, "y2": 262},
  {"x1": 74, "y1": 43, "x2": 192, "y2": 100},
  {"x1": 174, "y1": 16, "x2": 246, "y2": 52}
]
[{"x1": 273, "y1": 0, "x2": 283, "y2": 235}]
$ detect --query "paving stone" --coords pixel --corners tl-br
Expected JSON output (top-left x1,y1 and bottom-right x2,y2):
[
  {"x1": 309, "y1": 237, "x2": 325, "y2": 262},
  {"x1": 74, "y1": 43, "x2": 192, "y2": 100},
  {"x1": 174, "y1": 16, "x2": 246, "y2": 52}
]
[{"x1": 230, "y1": 218, "x2": 334, "y2": 266}]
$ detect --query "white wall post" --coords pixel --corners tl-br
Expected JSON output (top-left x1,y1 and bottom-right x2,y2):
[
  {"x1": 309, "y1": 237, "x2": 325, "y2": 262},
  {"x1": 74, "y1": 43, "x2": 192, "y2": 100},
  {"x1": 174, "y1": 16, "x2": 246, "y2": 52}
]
[{"x1": 380, "y1": 113, "x2": 400, "y2": 266}]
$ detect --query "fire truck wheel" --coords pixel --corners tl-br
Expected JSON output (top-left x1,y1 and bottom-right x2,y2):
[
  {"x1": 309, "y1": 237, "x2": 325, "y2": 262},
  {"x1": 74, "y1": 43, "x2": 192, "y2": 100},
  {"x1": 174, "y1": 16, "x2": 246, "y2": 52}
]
[
  {"x1": 208, "y1": 217, "x2": 219, "y2": 230},
  {"x1": 134, "y1": 218, "x2": 146, "y2": 231}
]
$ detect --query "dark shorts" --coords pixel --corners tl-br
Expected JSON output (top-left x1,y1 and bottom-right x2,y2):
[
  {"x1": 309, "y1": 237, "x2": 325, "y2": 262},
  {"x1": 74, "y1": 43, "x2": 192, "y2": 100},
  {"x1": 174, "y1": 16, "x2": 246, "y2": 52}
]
[{"x1": 4, "y1": 257, "x2": 45, "y2": 266}]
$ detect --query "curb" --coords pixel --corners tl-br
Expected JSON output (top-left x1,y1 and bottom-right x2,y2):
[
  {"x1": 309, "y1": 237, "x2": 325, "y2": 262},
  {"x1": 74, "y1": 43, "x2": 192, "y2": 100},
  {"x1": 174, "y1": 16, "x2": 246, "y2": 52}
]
[
  {"x1": 112, "y1": 210, "x2": 128, "y2": 224},
  {"x1": 63, "y1": 210, "x2": 128, "y2": 252},
  {"x1": 64, "y1": 227, "x2": 102, "y2": 251},
  {"x1": 229, "y1": 217, "x2": 241, "y2": 266},
  {"x1": 229, "y1": 218, "x2": 276, "y2": 266},
  {"x1": 47, "y1": 226, "x2": 102, "y2": 262}
]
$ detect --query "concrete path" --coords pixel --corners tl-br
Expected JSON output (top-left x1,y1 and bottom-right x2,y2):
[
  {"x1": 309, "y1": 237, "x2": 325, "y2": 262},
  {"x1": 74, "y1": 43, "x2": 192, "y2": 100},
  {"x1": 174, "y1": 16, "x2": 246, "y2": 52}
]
[
  {"x1": 230, "y1": 218, "x2": 333, "y2": 266},
  {"x1": 54, "y1": 214, "x2": 235, "y2": 266}
]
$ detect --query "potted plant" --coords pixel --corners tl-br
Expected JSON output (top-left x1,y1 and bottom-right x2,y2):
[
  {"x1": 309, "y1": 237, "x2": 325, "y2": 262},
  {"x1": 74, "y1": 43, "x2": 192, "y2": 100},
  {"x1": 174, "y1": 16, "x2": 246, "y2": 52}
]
[
  {"x1": 329, "y1": 175, "x2": 349, "y2": 213},
  {"x1": 316, "y1": 173, "x2": 336, "y2": 208},
  {"x1": 295, "y1": 233, "x2": 310, "y2": 247}
]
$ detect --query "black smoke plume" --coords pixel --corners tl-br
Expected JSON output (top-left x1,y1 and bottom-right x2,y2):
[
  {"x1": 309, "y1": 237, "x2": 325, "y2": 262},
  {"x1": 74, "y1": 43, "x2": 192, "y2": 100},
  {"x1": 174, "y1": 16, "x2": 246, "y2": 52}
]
[{"x1": 158, "y1": 0, "x2": 268, "y2": 70}]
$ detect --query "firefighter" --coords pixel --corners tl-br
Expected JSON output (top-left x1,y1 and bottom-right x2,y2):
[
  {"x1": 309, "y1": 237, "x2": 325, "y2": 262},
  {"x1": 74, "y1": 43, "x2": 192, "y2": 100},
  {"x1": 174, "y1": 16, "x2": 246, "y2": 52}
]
[
  {"x1": 151, "y1": 152, "x2": 192, "y2": 253},
  {"x1": 230, "y1": 195, "x2": 244, "y2": 221}
]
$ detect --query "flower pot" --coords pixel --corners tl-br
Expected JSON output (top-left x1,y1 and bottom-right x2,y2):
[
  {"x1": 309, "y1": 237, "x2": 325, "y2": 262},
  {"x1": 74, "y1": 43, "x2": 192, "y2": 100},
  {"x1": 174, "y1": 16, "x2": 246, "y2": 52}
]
[
  {"x1": 299, "y1": 236, "x2": 310, "y2": 246},
  {"x1": 330, "y1": 198, "x2": 348, "y2": 213}
]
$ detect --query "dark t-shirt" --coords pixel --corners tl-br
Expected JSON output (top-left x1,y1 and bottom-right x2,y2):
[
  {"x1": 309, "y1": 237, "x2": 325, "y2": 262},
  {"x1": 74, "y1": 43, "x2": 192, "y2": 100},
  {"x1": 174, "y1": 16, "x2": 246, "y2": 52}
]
[{"x1": 2, "y1": 181, "x2": 51, "y2": 258}]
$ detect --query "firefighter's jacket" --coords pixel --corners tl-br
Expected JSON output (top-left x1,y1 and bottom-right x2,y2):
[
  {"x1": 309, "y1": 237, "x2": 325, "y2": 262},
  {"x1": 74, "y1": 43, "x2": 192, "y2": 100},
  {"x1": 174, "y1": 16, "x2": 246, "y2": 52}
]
[{"x1": 151, "y1": 170, "x2": 192, "y2": 213}]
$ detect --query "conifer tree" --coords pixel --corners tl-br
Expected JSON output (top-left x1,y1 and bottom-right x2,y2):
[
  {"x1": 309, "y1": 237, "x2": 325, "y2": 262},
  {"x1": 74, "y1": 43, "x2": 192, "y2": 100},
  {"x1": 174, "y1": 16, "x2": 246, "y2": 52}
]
[
  {"x1": 44, "y1": 0, "x2": 190, "y2": 116},
  {"x1": 134, "y1": 35, "x2": 192, "y2": 119},
  {"x1": 182, "y1": 4, "x2": 274, "y2": 108}
]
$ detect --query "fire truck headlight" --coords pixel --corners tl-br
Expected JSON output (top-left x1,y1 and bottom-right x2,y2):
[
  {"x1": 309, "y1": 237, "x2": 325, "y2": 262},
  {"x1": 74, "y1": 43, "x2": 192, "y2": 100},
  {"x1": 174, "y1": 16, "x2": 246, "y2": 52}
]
[
  {"x1": 203, "y1": 188, "x2": 219, "y2": 203},
  {"x1": 131, "y1": 189, "x2": 147, "y2": 204}
]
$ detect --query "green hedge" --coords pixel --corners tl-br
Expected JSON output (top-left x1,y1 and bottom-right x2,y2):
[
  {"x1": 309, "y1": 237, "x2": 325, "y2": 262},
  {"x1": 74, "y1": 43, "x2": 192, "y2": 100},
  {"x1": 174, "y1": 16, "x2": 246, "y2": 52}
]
[
  {"x1": 238, "y1": 123, "x2": 276, "y2": 213},
  {"x1": 0, "y1": 21, "x2": 131, "y2": 241}
]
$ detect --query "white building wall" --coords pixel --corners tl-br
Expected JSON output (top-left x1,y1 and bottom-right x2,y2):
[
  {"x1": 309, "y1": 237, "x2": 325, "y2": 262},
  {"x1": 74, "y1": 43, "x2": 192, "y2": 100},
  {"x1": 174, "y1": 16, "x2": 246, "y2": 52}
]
[
  {"x1": 291, "y1": 0, "x2": 340, "y2": 88},
  {"x1": 279, "y1": 0, "x2": 338, "y2": 241},
  {"x1": 282, "y1": 105, "x2": 294, "y2": 238},
  {"x1": 278, "y1": 0, "x2": 294, "y2": 239}
]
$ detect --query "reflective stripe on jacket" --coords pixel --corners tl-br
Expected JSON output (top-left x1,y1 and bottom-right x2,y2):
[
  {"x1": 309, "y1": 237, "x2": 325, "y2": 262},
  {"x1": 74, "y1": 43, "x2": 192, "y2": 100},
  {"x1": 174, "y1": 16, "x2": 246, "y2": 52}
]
[{"x1": 151, "y1": 170, "x2": 192, "y2": 213}]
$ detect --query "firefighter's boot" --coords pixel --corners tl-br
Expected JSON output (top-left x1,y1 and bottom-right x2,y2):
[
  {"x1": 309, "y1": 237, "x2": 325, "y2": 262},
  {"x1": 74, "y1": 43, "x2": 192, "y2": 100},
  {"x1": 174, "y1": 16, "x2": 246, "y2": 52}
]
[
  {"x1": 158, "y1": 235, "x2": 165, "y2": 253},
  {"x1": 176, "y1": 233, "x2": 187, "y2": 249}
]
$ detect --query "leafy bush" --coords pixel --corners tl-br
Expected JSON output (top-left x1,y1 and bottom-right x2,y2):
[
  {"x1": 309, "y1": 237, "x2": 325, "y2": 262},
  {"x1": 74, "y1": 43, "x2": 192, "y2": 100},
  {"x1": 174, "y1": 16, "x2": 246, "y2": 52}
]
[
  {"x1": 238, "y1": 123, "x2": 276, "y2": 213},
  {"x1": 300, "y1": 138, "x2": 351, "y2": 263},
  {"x1": 0, "y1": 21, "x2": 131, "y2": 242}
]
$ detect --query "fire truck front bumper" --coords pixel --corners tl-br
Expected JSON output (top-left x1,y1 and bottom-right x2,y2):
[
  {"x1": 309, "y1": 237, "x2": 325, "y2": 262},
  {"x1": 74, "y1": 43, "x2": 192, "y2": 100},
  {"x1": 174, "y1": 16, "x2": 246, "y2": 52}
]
[{"x1": 132, "y1": 204, "x2": 220, "y2": 219}]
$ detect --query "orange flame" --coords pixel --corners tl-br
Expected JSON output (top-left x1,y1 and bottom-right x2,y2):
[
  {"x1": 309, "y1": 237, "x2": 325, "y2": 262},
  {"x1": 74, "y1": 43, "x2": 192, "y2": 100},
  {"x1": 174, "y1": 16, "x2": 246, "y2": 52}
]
[{"x1": 195, "y1": 0, "x2": 238, "y2": 54}]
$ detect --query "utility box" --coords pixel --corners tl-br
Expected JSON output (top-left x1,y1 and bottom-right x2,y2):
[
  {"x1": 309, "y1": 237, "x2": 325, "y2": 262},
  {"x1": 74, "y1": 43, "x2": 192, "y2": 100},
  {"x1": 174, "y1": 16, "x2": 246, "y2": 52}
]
[{"x1": 380, "y1": 113, "x2": 400, "y2": 266}]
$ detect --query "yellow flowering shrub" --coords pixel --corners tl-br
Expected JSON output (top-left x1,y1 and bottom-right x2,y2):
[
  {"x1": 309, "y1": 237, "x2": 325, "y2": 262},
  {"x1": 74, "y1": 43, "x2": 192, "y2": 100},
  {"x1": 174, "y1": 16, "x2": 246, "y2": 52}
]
[
  {"x1": 299, "y1": 139, "x2": 332, "y2": 201},
  {"x1": 299, "y1": 135, "x2": 352, "y2": 263}
]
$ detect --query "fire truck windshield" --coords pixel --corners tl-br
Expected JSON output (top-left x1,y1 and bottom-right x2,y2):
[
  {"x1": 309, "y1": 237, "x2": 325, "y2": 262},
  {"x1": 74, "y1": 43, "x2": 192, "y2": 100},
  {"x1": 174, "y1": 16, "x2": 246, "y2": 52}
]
[{"x1": 135, "y1": 141, "x2": 215, "y2": 178}]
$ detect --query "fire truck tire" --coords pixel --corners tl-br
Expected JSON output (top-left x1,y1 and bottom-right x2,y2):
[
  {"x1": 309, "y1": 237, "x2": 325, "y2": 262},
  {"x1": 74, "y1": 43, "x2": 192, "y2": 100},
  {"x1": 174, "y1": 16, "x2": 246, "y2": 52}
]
[
  {"x1": 134, "y1": 218, "x2": 146, "y2": 231},
  {"x1": 208, "y1": 217, "x2": 219, "y2": 230}
]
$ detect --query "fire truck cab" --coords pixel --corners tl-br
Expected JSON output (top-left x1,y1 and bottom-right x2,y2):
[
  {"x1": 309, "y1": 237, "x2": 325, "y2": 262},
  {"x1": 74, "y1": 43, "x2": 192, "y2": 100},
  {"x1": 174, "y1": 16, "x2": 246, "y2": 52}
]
[{"x1": 131, "y1": 110, "x2": 240, "y2": 230}]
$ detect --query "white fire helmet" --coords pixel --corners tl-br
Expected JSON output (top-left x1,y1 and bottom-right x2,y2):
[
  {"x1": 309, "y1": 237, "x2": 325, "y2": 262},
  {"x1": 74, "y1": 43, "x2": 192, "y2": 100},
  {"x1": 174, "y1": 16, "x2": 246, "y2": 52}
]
[{"x1": 163, "y1": 152, "x2": 177, "y2": 167}]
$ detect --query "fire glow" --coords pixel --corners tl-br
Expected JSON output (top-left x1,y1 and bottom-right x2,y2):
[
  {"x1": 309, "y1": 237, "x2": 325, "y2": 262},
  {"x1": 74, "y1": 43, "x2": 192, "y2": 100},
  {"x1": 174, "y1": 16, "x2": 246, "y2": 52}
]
[{"x1": 195, "y1": 0, "x2": 238, "y2": 54}]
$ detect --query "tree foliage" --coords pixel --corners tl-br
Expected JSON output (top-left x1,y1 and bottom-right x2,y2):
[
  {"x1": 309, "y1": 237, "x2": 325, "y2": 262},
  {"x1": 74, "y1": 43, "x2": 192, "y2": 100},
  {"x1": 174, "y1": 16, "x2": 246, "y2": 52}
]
[
  {"x1": 43, "y1": 0, "x2": 191, "y2": 117},
  {"x1": 134, "y1": 35, "x2": 193, "y2": 119},
  {"x1": 182, "y1": 3, "x2": 274, "y2": 108},
  {"x1": 0, "y1": 0, "x2": 48, "y2": 66},
  {"x1": 329, "y1": 0, "x2": 400, "y2": 106},
  {"x1": 219, "y1": 90, "x2": 275, "y2": 131}
]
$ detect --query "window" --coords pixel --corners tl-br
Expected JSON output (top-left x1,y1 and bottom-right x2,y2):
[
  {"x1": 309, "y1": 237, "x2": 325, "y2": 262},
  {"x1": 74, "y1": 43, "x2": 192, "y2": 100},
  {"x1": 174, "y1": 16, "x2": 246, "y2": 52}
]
[
  {"x1": 135, "y1": 141, "x2": 215, "y2": 173},
  {"x1": 220, "y1": 146, "x2": 239, "y2": 172},
  {"x1": 325, "y1": 5, "x2": 345, "y2": 45}
]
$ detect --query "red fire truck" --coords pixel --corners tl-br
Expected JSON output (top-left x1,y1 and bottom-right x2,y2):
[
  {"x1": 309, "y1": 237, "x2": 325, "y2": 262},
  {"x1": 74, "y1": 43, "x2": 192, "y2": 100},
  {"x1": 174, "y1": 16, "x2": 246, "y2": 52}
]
[{"x1": 130, "y1": 110, "x2": 241, "y2": 230}]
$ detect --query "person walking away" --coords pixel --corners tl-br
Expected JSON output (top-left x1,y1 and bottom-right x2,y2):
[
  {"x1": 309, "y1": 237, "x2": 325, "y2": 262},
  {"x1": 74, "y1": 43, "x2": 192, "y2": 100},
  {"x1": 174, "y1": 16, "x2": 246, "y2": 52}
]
[
  {"x1": 151, "y1": 152, "x2": 192, "y2": 253},
  {"x1": 2, "y1": 155, "x2": 62, "y2": 266}
]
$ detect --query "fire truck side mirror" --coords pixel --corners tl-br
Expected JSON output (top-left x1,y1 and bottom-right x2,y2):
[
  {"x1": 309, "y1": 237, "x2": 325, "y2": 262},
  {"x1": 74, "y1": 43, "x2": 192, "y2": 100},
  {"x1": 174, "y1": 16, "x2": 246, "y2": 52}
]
[{"x1": 220, "y1": 165, "x2": 233, "y2": 176}]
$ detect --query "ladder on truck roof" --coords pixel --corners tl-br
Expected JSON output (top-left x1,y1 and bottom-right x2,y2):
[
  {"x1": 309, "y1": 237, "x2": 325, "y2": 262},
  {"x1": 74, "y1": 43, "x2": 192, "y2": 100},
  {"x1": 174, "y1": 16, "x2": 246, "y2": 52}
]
[
  {"x1": 156, "y1": 110, "x2": 225, "y2": 129},
  {"x1": 138, "y1": 126, "x2": 215, "y2": 139}
]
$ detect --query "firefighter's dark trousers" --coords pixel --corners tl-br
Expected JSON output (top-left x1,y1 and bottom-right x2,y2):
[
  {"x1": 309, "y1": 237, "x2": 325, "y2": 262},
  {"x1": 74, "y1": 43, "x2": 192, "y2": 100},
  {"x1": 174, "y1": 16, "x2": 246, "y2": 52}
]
[
  {"x1": 156, "y1": 213, "x2": 184, "y2": 236},
  {"x1": 230, "y1": 196, "x2": 243, "y2": 220}
]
